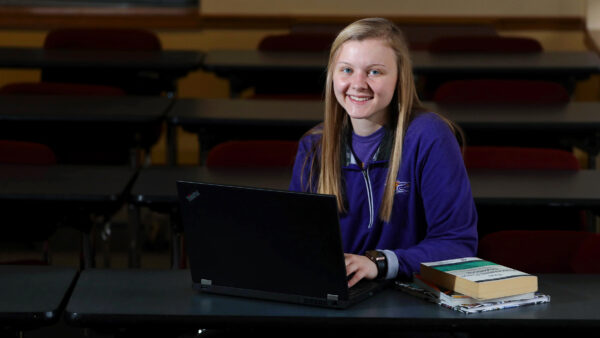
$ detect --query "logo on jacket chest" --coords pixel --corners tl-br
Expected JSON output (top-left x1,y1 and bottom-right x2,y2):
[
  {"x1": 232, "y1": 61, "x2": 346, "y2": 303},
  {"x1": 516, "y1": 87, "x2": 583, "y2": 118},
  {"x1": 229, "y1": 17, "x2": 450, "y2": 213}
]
[{"x1": 395, "y1": 181, "x2": 410, "y2": 194}]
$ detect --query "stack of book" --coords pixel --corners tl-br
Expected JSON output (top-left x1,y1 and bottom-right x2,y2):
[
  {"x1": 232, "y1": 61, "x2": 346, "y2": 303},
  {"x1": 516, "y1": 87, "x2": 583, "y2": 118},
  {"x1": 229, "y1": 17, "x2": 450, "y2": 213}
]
[{"x1": 395, "y1": 257, "x2": 550, "y2": 314}]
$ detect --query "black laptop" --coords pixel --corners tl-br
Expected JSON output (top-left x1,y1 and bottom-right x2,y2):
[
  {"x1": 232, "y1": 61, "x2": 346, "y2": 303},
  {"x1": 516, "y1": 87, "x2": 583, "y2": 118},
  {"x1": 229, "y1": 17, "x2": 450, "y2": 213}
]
[{"x1": 176, "y1": 180, "x2": 389, "y2": 309}]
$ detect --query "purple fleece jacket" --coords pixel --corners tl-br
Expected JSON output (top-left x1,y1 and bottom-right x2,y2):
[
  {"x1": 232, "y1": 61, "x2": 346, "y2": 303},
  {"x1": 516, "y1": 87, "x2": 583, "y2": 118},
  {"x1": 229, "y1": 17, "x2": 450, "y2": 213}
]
[{"x1": 289, "y1": 112, "x2": 478, "y2": 278}]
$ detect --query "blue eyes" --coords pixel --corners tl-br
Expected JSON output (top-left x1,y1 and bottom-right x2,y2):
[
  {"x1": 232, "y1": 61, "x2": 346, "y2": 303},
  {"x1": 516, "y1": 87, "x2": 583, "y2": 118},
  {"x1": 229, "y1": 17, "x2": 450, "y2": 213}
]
[{"x1": 340, "y1": 68, "x2": 381, "y2": 76}]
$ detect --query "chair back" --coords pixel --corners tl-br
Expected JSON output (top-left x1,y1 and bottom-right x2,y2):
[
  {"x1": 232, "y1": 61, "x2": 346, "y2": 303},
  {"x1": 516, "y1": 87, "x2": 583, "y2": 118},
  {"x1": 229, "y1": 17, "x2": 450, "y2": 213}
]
[
  {"x1": 258, "y1": 32, "x2": 335, "y2": 52},
  {"x1": 0, "y1": 82, "x2": 126, "y2": 96},
  {"x1": 428, "y1": 35, "x2": 543, "y2": 53},
  {"x1": 44, "y1": 28, "x2": 161, "y2": 51},
  {"x1": 419, "y1": 35, "x2": 546, "y2": 100},
  {"x1": 252, "y1": 33, "x2": 332, "y2": 97},
  {"x1": 463, "y1": 146, "x2": 580, "y2": 170},
  {"x1": 433, "y1": 79, "x2": 570, "y2": 104},
  {"x1": 0, "y1": 140, "x2": 56, "y2": 165},
  {"x1": 478, "y1": 230, "x2": 600, "y2": 273},
  {"x1": 42, "y1": 28, "x2": 163, "y2": 95},
  {"x1": 206, "y1": 140, "x2": 299, "y2": 168},
  {"x1": 464, "y1": 145, "x2": 585, "y2": 235}
]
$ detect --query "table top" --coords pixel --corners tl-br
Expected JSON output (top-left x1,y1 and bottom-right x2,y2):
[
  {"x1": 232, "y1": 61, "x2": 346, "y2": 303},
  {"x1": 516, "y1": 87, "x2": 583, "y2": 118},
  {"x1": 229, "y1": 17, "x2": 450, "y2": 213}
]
[
  {"x1": 129, "y1": 166, "x2": 600, "y2": 210},
  {"x1": 0, "y1": 47, "x2": 204, "y2": 72},
  {"x1": 203, "y1": 50, "x2": 600, "y2": 77},
  {"x1": 469, "y1": 169, "x2": 600, "y2": 208},
  {"x1": 0, "y1": 164, "x2": 136, "y2": 202},
  {"x1": 0, "y1": 265, "x2": 78, "y2": 330},
  {"x1": 167, "y1": 98, "x2": 600, "y2": 132},
  {"x1": 0, "y1": 95, "x2": 172, "y2": 123},
  {"x1": 64, "y1": 269, "x2": 600, "y2": 332},
  {"x1": 130, "y1": 166, "x2": 292, "y2": 206},
  {"x1": 168, "y1": 98, "x2": 322, "y2": 128}
]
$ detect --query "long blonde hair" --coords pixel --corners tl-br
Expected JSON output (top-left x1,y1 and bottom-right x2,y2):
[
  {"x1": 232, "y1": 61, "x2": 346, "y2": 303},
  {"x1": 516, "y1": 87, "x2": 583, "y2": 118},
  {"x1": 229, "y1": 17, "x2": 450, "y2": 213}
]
[{"x1": 314, "y1": 17, "x2": 425, "y2": 222}]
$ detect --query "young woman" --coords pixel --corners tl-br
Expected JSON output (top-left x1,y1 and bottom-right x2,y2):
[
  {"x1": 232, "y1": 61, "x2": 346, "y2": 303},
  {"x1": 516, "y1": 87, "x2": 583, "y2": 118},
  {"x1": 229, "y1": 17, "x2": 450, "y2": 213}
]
[{"x1": 289, "y1": 18, "x2": 478, "y2": 287}]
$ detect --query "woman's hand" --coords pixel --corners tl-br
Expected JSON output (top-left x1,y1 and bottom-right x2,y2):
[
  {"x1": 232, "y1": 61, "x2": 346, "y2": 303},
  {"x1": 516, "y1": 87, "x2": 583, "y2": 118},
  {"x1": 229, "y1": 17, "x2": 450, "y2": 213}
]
[{"x1": 344, "y1": 253, "x2": 378, "y2": 288}]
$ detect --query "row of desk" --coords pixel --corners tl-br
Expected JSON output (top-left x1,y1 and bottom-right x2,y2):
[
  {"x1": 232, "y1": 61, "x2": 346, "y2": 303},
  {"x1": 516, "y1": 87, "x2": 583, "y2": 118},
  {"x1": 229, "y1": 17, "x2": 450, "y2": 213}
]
[
  {"x1": 3, "y1": 163, "x2": 600, "y2": 268},
  {"x1": 2, "y1": 47, "x2": 600, "y2": 96},
  {"x1": 2, "y1": 265, "x2": 600, "y2": 337},
  {"x1": 3, "y1": 96, "x2": 600, "y2": 167}
]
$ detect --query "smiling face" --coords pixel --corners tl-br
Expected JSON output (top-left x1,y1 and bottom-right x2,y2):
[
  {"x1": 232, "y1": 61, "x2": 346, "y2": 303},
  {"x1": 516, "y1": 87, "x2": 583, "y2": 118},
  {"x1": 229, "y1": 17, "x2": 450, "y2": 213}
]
[{"x1": 332, "y1": 38, "x2": 398, "y2": 136}]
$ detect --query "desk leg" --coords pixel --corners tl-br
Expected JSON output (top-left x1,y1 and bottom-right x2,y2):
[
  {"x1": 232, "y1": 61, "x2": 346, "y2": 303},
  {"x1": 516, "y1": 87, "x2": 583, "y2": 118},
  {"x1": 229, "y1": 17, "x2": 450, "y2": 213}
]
[
  {"x1": 167, "y1": 124, "x2": 178, "y2": 166},
  {"x1": 100, "y1": 221, "x2": 112, "y2": 268},
  {"x1": 169, "y1": 208, "x2": 183, "y2": 269},
  {"x1": 81, "y1": 229, "x2": 94, "y2": 269},
  {"x1": 128, "y1": 204, "x2": 142, "y2": 268},
  {"x1": 197, "y1": 133, "x2": 207, "y2": 165},
  {"x1": 229, "y1": 76, "x2": 245, "y2": 98},
  {"x1": 588, "y1": 150, "x2": 598, "y2": 170}
]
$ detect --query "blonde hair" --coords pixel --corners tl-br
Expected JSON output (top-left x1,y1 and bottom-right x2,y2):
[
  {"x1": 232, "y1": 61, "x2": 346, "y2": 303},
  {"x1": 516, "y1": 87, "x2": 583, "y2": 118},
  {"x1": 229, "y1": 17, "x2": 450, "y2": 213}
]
[{"x1": 309, "y1": 17, "x2": 424, "y2": 223}]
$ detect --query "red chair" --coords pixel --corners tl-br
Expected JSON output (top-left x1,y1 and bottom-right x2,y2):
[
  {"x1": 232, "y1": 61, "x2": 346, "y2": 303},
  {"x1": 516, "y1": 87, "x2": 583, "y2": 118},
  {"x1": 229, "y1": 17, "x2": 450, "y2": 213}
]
[
  {"x1": 0, "y1": 140, "x2": 56, "y2": 165},
  {"x1": 464, "y1": 146, "x2": 587, "y2": 236},
  {"x1": 0, "y1": 80, "x2": 163, "y2": 167},
  {"x1": 428, "y1": 36, "x2": 542, "y2": 53},
  {"x1": 0, "y1": 82, "x2": 154, "y2": 166},
  {"x1": 420, "y1": 35, "x2": 548, "y2": 100},
  {"x1": 258, "y1": 32, "x2": 335, "y2": 52},
  {"x1": 206, "y1": 140, "x2": 299, "y2": 168},
  {"x1": 251, "y1": 33, "x2": 333, "y2": 98},
  {"x1": 463, "y1": 146, "x2": 580, "y2": 170},
  {"x1": 41, "y1": 28, "x2": 163, "y2": 95},
  {"x1": 433, "y1": 78, "x2": 571, "y2": 150},
  {"x1": 0, "y1": 82, "x2": 126, "y2": 96},
  {"x1": 478, "y1": 230, "x2": 600, "y2": 274},
  {"x1": 44, "y1": 28, "x2": 161, "y2": 51},
  {"x1": 433, "y1": 79, "x2": 570, "y2": 105},
  {"x1": 0, "y1": 140, "x2": 58, "y2": 265},
  {"x1": 396, "y1": 24, "x2": 498, "y2": 51}
]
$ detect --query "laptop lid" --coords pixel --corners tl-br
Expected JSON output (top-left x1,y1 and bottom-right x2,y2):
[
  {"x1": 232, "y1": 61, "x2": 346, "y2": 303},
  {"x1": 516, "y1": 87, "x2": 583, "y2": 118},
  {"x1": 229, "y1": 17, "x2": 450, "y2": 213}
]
[{"x1": 177, "y1": 180, "x2": 385, "y2": 308}]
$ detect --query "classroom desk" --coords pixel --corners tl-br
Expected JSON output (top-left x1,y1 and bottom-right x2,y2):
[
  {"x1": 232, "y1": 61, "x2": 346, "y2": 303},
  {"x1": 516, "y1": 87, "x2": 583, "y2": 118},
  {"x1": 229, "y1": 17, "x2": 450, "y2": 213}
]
[
  {"x1": 0, "y1": 47, "x2": 204, "y2": 95},
  {"x1": 0, "y1": 164, "x2": 137, "y2": 268},
  {"x1": 0, "y1": 265, "x2": 78, "y2": 335},
  {"x1": 202, "y1": 50, "x2": 600, "y2": 97},
  {"x1": 0, "y1": 95, "x2": 173, "y2": 167},
  {"x1": 167, "y1": 98, "x2": 321, "y2": 164},
  {"x1": 64, "y1": 269, "x2": 600, "y2": 336},
  {"x1": 128, "y1": 166, "x2": 600, "y2": 268},
  {"x1": 166, "y1": 99, "x2": 600, "y2": 167}
]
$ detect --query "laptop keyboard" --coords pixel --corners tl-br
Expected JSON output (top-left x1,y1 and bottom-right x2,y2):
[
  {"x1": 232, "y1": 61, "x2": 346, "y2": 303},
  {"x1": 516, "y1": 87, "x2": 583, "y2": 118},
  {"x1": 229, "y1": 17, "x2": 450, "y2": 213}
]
[{"x1": 348, "y1": 279, "x2": 379, "y2": 298}]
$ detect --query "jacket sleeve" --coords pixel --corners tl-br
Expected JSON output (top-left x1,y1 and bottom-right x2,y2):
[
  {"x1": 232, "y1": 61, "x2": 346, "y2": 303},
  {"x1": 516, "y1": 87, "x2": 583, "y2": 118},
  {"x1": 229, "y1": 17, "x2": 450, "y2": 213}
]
[
  {"x1": 289, "y1": 134, "x2": 318, "y2": 193},
  {"x1": 393, "y1": 116, "x2": 478, "y2": 278}
]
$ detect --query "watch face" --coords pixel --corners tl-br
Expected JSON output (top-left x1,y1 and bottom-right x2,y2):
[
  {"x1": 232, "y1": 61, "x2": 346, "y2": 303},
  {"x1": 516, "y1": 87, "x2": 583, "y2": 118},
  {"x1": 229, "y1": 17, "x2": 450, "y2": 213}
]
[{"x1": 366, "y1": 250, "x2": 387, "y2": 279}]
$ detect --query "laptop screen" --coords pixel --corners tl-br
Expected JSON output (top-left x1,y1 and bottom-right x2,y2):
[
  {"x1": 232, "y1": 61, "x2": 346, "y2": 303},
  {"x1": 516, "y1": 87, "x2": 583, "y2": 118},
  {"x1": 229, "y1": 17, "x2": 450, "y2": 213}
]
[{"x1": 177, "y1": 181, "x2": 351, "y2": 300}]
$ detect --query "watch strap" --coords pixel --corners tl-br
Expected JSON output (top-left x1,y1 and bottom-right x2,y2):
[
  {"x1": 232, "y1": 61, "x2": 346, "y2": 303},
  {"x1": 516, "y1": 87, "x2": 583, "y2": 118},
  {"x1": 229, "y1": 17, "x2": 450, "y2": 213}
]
[{"x1": 365, "y1": 250, "x2": 387, "y2": 280}]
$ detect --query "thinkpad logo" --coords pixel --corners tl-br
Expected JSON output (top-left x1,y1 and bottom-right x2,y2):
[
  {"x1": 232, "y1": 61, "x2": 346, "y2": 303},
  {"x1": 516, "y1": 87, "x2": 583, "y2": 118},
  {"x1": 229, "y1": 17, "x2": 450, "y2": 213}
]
[{"x1": 186, "y1": 190, "x2": 200, "y2": 202}]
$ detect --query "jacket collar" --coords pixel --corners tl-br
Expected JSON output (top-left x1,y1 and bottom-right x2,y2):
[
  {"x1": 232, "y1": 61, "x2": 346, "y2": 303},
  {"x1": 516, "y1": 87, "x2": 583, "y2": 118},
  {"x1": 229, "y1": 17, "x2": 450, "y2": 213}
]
[{"x1": 342, "y1": 125, "x2": 394, "y2": 167}]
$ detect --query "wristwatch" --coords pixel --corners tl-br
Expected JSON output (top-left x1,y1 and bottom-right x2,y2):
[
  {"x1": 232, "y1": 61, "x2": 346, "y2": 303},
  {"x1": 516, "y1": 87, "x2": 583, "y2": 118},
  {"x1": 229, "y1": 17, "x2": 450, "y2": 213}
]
[{"x1": 365, "y1": 250, "x2": 387, "y2": 280}]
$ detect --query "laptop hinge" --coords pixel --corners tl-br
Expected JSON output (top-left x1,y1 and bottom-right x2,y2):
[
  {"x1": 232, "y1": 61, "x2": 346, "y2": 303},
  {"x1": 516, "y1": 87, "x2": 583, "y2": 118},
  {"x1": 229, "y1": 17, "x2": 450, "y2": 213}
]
[
  {"x1": 200, "y1": 279, "x2": 212, "y2": 288},
  {"x1": 327, "y1": 294, "x2": 339, "y2": 303}
]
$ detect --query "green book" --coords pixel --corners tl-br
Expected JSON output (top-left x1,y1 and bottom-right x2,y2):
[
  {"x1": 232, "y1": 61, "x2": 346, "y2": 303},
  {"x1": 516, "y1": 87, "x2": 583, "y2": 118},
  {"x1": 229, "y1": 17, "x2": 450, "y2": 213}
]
[{"x1": 420, "y1": 257, "x2": 538, "y2": 300}]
